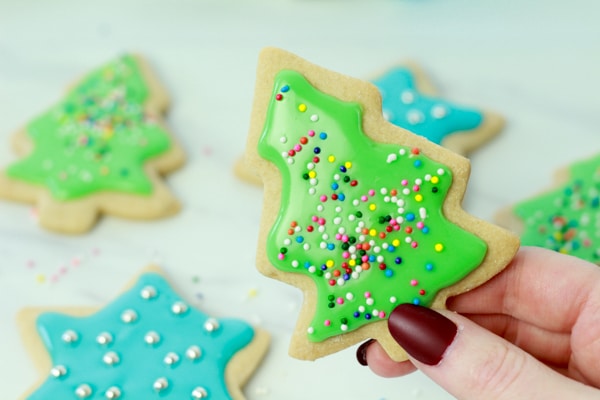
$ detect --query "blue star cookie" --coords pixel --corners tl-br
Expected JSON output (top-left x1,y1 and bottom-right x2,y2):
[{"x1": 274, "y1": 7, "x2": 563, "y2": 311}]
[
  {"x1": 372, "y1": 64, "x2": 504, "y2": 155},
  {"x1": 18, "y1": 267, "x2": 269, "y2": 400}
]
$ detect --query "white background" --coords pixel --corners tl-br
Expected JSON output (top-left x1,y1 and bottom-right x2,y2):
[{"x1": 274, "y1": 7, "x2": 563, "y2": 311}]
[{"x1": 0, "y1": 1, "x2": 598, "y2": 399}]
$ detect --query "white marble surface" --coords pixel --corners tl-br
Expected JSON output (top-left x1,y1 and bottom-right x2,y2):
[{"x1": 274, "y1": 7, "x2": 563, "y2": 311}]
[{"x1": 0, "y1": 1, "x2": 599, "y2": 399}]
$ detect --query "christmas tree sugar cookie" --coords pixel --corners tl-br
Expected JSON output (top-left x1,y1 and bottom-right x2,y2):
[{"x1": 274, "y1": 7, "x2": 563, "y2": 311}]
[
  {"x1": 244, "y1": 48, "x2": 519, "y2": 362},
  {"x1": 371, "y1": 63, "x2": 504, "y2": 155},
  {"x1": 17, "y1": 266, "x2": 270, "y2": 400},
  {"x1": 0, "y1": 54, "x2": 185, "y2": 234},
  {"x1": 497, "y1": 153, "x2": 600, "y2": 264}
]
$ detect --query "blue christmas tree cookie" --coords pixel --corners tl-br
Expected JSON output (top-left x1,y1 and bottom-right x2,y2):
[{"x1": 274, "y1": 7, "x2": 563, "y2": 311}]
[
  {"x1": 17, "y1": 266, "x2": 269, "y2": 400},
  {"x1": 371, "y1": 63, "x2": 504, "y2": 155}
]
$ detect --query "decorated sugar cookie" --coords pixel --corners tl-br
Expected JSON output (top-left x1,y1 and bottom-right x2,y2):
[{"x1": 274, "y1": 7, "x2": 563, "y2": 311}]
[
  {"x1": 0, "y1": 54, "x2": 185, "y2": 234},
  {"x1": 497, "y1": 153, "x2": 600, "y2": 264},
  {"x1": 244, "y1": 48, "x2": 519, "y2": 362},
  {"x1": 17, "y1": 266, "x2": 270, "y2": 400},
  {"x1": 371, "y1": 64, "x2": 504, "y2": 155}
]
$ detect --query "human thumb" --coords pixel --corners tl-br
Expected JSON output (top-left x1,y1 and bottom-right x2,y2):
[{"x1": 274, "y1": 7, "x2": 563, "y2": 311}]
[{"x1": 387, "y1": 304, "x2": 596, "y2": 400}]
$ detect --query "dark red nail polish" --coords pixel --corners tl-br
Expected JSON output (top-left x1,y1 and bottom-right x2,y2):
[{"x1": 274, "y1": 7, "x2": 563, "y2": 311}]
[
  {"x1": 356, "y1": 338, "x2": 375, "y2": 366},
  {"x1": 387, "y1": 303, "x2": 457, "y2": 366}
]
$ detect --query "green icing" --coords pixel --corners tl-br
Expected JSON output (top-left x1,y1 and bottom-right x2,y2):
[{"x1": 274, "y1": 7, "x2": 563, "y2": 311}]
[
  {"x1": 514, "y1": 154, "x2": 600, "y2": 263},
  {"x1": 7, "y1": 54, "x2": 171, "y2": 200},
  {"x1": 258, "y1": 70, "x2": 488, "y2": 342}
]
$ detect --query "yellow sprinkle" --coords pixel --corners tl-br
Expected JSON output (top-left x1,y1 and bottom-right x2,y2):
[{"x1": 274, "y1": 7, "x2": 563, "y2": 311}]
[
  {"x1": 349, "y1": 259, "x2": 356, "y2": 267},
  {"x1": 344, "y1": 161, "x2": 352, "y2": 169},
  {"x1": 328, "y1": 155, "x2": 336, "y2": 163},
  {"x1": 247, "y1": 288, "x2": 258, "y2": 298},
  {"x1": 559, "y1": 248, "x2": 569, "y2": 254},
  {"x1": 553, "y1": 232, "x2": 563, "y2": 241},
  {"x1": 308, "y1": 171, "x2": 317, "y2": 179},
  {"x1": 298, "y1": 103, "x2": 307, "y2": 112},
  {"x1": 369, "y1": 204, "x2": 377, "y2": 211},
  {"x1": 434, "y1": 243, "x2": 444, "y2": 252},
  {"x1": 102, "y1": 129, "x2": 114, "y2": 140},
  {"x1": 415, "y1": 194, "x2": 423, "y2": 202},
  {"x1": 392, "y1": 239, "x2": 400, "y2": 247},
  {"x1": 326, "y1": 259, "x2": 334, "y2": 268},
  {"x1": 369, "y1": 229, "x2": 377, "y2": 236},
  {"x1": 35, "y1": 274, "x2": 46, "y2": 284},
  {"x1": 431, "y1": 176, "x2": 439, "y2": 184}
]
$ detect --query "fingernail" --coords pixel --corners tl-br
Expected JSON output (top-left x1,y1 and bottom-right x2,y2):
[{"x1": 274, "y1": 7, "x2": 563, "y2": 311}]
[
  {"x1": 388, "y1": 303, "x2": 457, "y2": 366},
  {"x1": 356, "y1": 338, "x2": 375, "y2": 366}
]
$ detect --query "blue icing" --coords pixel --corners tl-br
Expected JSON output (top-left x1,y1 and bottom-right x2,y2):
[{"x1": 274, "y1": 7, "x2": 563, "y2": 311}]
[
  {"x1": 28, "y1": 272, "x2": 255, "y2": 399},
  {"x1": 372, "y1": 67, "x2": 483, "y2": 145}
]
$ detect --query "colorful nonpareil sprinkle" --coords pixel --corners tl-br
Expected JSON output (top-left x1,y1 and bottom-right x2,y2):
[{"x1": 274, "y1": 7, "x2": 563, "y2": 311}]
[{"x1": 258, "y1": 70, "x2": 488, "y2": 342}]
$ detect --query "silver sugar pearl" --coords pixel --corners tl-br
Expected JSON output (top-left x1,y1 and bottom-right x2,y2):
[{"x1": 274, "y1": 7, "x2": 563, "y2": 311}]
[
  {"x1": 171, "y1": 301, "x2": 188, "y2": 315},
  {"x1": 61, "y1": 329, "x2": 79, "y2": 344},
  {"x1": 203, "y1": 318, "x2": 220, "y2": 333},
  {"x1": 50, "y1": 365, "x2": 67, "y2": 378},
  {"x1": 105, "y1": 386, "x2": 122, "y2": 399},
  {"x1": 144, "y1": 331, "x2": 161, "y2": 345},
  {"x1": 102, "y1": 351, "x2": 120, "y2": 366},
  {"x1": 185, "y1": 345, "x2": 202, "y2": 360},
  {"x1": 75, "y1": 384, "x2": 92, "y2": 398},
  {"x1": 96, "y1": 332, "x2": 113, "y2": 346},
  {"x1": 120, "y1": 309, "x2": 138, "y2": 324},
  {"x1": 140, "y1": 285, "x2": 157, "y2": 300},
  {"x1": 191, "y1": 387, "x2": 208, "y2": 399},
  {"x1": 163, "y1": 351, "x2": 180, "y2": 366},
  {"x1": 153, "y1": 377, "x2": 169, "y2": 392},
  {"x1": 400, "y1": 89, "x2": 415, "y2": 104},
  {"x1": 431, "y1": 104, "x2": 448, "y2": 119},
  {"x1": 406, "y1": 109, "x2": 425, "y2": 125}
]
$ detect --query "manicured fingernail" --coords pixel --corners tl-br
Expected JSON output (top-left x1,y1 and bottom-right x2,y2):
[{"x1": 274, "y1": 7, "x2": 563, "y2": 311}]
[
  {"x1": 387, "y1": 303, "x2": 457, "y2": 366},
  {"x1": 356, "y1": 338, "x2": 375, "y2": 366}
]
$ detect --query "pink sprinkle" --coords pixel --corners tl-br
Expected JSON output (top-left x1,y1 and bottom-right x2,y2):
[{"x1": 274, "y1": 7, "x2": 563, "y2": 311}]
[
  {"x1": 416, "y1": 222, "x2": 425, "y2": 229},
  {"x1": 364, "y1": 291, "x2": 371, "y2": 298},
  {"x1": 71, "y1": 257, "x2": 81, "y2": 267},
  {"x1": 308, "y1": 130, "x2": 315, "y2": 137},
  {"x1": 320, "y1": 195, "x2": 328, "y2": 202},
  {"x1": 318, "y1": 218, "x2": 326, "y2": 225},
  {"x1": 393, "y1": 224, "x2": 401, "y2": 231},
  {"x1": 342, "y1": 251, "x2": 350, "y2": 259},
  {"x1": 368, "y1": 189, "x2": 375, "y2": 196},
  {"x1": 26, "y1": 260, "x2": 36, "y2": 269},
  {"x1": 360, "y1": 195, "x2": 368, "y2": 202},
  {"x1": 411, "y1": 242, "x2": 418, "y2": 248},
  {"x1": 312, "y1": 215, "x2": 318, "y2": 222},
  {"x1": 278, "y1": 253, "x2": 285, "y2": 260},
  {"x1": 294, "y1": 144, "x2": 302, "y2": 151},
  {"x1": 410, "y1": 279, "x2": 418, "y2": 286},
  {"x1": 336, "y1": 298, "x2": 344, "y2": 305},
  {"x1": 342, "y1": 234, "x2": 349, "y2": 242},
  {"x1": 324, "y1": 320, "x2": 331, "y2": 326},
  {"x1": 413, "y1": 185, "x2": 420, "y2": 192},
  {"x1": 379, "y1": 311, "x2": 386, "y2": 318},
  {"x1": 390, "y1": 219, "x2": 398, "y2": 226},
  {"x1": 401, "y1": 179, "x2": 408, "y2": 186},
  {"x1": 335, "y1": 233, "x2": 342, "y2": 240},
  {"x1": 361, "y1": 255, "x2": 369, "y2": 262}
]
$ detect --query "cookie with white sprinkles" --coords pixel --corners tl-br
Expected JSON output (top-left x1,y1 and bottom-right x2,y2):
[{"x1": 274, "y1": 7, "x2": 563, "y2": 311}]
[
  {"x1": 17, "y1": 266, "x2": 269, "y2": 399},
  {"x1": 245, "y1": 47, "x2": 519, "y2": 362}
]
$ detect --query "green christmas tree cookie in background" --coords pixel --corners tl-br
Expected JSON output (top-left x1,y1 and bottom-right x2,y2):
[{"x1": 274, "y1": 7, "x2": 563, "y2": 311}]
[
  {"x1": 498, "y1": 153, "x2": 600, "y2": 264},
  {"x1": 0, "y1": 54, "x2": 185, "y2": 234}
]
